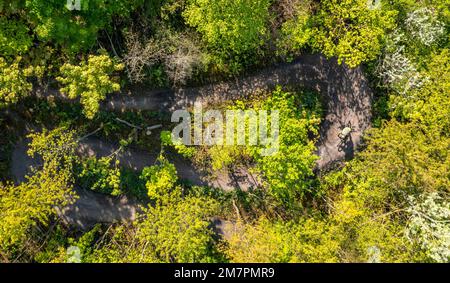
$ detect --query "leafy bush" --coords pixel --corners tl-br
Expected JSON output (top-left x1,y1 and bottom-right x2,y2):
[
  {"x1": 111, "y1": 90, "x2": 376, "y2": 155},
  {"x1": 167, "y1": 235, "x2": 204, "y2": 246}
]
[
  {"x1": 140, "y1": 155, "x2": 178, "y2": 201},
  {"x1": 0, "y1": 57, "x2": 36, "y2": 108},
  {"x1": 183, "y1": 0, "x2": 271, "y2": 73},
  {"x1": 161, "y1": 130, "x2": 196, "y2": 158},
  {"x1": 375, "y1": 31, "x2": 426, "y2": 95},
  {"x1": 389, "y1": 49, "x2": 450, "y2": 135},
  {"x1": 24, "y1": 0, "x2": 144, "y2": 53},
  {"x1": 0, "y1": 17, "x2": 32, "y2": 56},
  {"x1": 199, "y1": 87, "x2": 322, "y2": 207},
  {"x1": 251, "y1": 88, "x2": 321, "y2": 205},
  {"x1": 86, "y1": 194, "x2": 219, "y2": 263},
  {"x1": 0, "y1": 128, "x2": 77, "y2": 257},
  {"x1": 57, "y1": 53, "x2": 124, "y2": 119},
  {"x1": 406, "y1": 192, "x2": 450, "y2": 263},
  {"x1": 405, "y1": 8, "x2": 445, "y2": 47},
  {"x1": 311, "y1": 0, "x2": 397, "y2": 67},
  {"x1": 225, "y1": 217, "x2": 340, "y2": 263},
  {"x1": 276, "y1": 0, "x2": 314, "y2": 58},
  {"x1": 77, "y1": 157, "x2": 122, "y2": 196}
]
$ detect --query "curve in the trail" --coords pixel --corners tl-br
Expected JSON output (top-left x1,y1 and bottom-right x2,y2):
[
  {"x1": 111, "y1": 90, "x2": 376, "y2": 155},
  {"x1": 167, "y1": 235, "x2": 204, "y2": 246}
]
[
  {"x1": 103, "y1": 53, "x2": 372, "y2": 169},
  {"x1": 10, "y1": 136, "x2": 260, "y2": 228},
  {"x1": 11, "y1": 53, "x2": 372, "y2": 229}
]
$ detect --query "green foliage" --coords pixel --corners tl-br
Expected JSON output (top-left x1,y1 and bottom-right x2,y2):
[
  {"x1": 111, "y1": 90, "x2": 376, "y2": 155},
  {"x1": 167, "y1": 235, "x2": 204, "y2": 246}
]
[
  {"x1": 0, "y1": 128, "x2": 77, "y2": 256},
  {"x1": 251, "y1": 88, "x2": 321, "y2": 205},
  {"x1": 311, "y1": 0, "x2": 397, "y2": 67},
  {"x1": 406, "y1": 192, "x2": 450, "y2": 262},
  {"x1": 276, "y1": 0, "x2": 314, "y2": 58},
  {"x1": 33, "y1": 225, "x2": 70, "y2": 263},
  {"x1": 227, "y1": 183, "x2": 417, "y2": 262},
  {"x1": 87, "y1": 195, "x2": 220, "y2": 263},
  {"x1": 1, "y1": 0, "x2": 449, "y2": 264},
  {"x1": 0, "y1": 17, "x2": 32, "y2": 56},
  {"x1": 140, "y1": 155, "x2": 179, "y2": 201},
  {"x1": 375, "y1": 31, "x2": 425, "y2": 95},
  {"x1": 208, "y1": 145, "x2": 247, "y2": 172},
  {"x1": 68, "y1": 224, "x2": 102, "y2": 263},
  {"x1": 331, "y1": 204, "x2": 413, "y2": 262},
  {"x1": 82, "y1": 152, "x2": 222, "y2": 263},
  {"x1": 338, "y1": 121, "x2": 449, "y2": 212},
  {"x1": 27, "y1": 127, "x2": 79, "y2": 171},
  {"x1": 198, "y1": 88, "x2": 321, "y2": 207},
  {"x1": 405, "y1": 7, "x2": 446, "y2": 47},
  {"x1": 390, "y1": 49, "x2": 450, "y2": 135},
  {"x1": 57, "y1": 53, "x2": 124, "y2": 119},
  {"x1": 183, "y1": 0, "x2": 271, "y2": 72},
  {"x1": 318, "y1": 119, "x2": 450, "y2": 262},
  {"x1": 225, "y1": 217, "x2": 340, "y2": 263},
  {"x1": 132, "y1": 195, "x2": 219, "y2": 262},
  {"x1": 0, "y1": 57, "x2": 35, "y2": 108},
  {"x1": 77, "y1": 157, "x2": 122, "y2": 196},
  {"x1": 36, "y1": 224, "x2": 103, "y2": 263},
  {"x1": 23, "y1": 0, "x2": 144, "y2": 53},
  {"x1": 161, "y1": 130, "x2": 196, "y2": 158},
  {"x1": 119, "y1": 168, "x2": 147, "y2": 200}
]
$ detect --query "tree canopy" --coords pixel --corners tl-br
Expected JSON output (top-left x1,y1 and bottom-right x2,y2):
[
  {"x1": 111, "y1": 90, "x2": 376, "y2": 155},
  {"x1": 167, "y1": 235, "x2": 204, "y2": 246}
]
[{"x1": 0, "y1": 0, "x2": 449, "y2": 264}]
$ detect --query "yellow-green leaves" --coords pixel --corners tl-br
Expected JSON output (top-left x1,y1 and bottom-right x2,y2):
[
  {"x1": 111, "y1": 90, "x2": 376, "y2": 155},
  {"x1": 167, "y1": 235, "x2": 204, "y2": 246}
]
[
  {"x1": 0, "y1": 57, "x2": 34, "y2": 108},
  {"x1": 183, "y1": 0, "x2": 271, "y2": 72},
  {"x1": 27, "y1": 128, "x2": 78, "y2": 169},
  {"x1": 225, "y1": 218, "x2": 340, "y2": 263},
  {"x1": 23, "y1": 0, "x2": 144, "y2": 53},
  {"x1": 57, "y1": 54, "x2": 124, "y2": 119},
  {"x1": 161, "y1": 130, "x2": 197, "y2": 159},
  {"x1": 408, "y1": 49, "x2": 450, "y2": 135},
  {"x1": 184, "y1": 0, "x2": 270, "y2": 55},
  {"x1": 252, "y1": 88, "x2": 321, "y2": 206},
  {"x1": 77, "y1": 157, "x2": 122, "y2": 196},
  {"x1": 0, "y1": 17, "x2": 32, "y2": 56},
  {"x1": 277, "y1": 0, "x2": 314, "y2": 58},
  {"x1": 0, "y1": 128, "x2": 77, "y2": 255},
  {"x1": 134, "y1": 195, "x2": 219, "y2": 263},
  {"x1": 141, "y1": 155, "x2": 179, "y2": 202},
  {"x1": 311, "y1": 0, "x2": 397, "y2": 67},
  {"x1": 85, "y1": 195, "x2": 219, "y2": 263}
]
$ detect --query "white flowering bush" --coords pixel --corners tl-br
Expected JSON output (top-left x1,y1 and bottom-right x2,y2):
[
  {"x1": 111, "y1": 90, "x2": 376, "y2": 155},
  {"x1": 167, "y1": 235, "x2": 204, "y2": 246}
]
[
  {"x1": 376, "y1": 48, "x2": 423, "y2": 95},
  {"x1": 406, "y1": 192, "x2": 450, "y2": 262},
  {"x1": 375, "y1": 32, "x2": 426, "y2": 95},
  {"x1": 405, "y1": 8, "x2": 445, "y2": 46}
]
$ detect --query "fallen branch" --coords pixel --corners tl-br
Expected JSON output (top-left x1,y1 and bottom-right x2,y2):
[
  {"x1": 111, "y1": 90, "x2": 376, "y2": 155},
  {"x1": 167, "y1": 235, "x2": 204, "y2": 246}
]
[
  {"x1": 78, "y1": 125, "x2": 104, "y2": 141},
  {"x1": 115, "y1": 118, "x2": 143, "y2": 130},
  {"x1": 146, "y1": 124, "x2": 162, "y2": 131}
]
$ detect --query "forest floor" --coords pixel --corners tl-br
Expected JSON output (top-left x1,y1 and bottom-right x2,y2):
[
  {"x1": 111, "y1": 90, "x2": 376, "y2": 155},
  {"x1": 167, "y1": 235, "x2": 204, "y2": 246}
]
[{"x1": 9, "y1": 53, "x2": 372, "y2": 230}]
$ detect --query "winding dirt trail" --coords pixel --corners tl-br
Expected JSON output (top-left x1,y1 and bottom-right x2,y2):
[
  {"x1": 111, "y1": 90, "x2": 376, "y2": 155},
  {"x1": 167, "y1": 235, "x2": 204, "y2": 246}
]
[
  {"x1": 102, "y1": 53, "x2": 372, "y2": 169},
  {"x1": 10, "y1": 132, "x2": 260, "y2": 228},
  {"x1": 10, "y1": 53, "x2": 372, "y2": 229}
]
